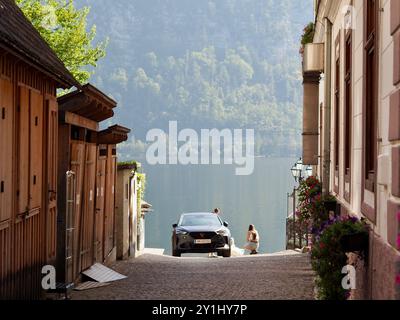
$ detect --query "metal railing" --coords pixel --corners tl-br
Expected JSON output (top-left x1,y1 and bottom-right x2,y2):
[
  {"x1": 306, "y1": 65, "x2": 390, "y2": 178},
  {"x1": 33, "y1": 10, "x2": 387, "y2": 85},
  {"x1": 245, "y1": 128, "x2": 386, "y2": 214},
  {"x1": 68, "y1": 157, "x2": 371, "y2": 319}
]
[{"x1": 286, "y1": 190, "x2": 310, "y2": 250}]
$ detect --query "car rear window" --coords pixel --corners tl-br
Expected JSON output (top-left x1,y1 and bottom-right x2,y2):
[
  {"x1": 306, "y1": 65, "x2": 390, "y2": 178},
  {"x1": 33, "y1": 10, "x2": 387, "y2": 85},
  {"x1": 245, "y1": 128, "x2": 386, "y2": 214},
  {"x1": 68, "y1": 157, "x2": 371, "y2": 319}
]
[{"x1": 180, "y1": 215, "x2": 222, "y2": 227}]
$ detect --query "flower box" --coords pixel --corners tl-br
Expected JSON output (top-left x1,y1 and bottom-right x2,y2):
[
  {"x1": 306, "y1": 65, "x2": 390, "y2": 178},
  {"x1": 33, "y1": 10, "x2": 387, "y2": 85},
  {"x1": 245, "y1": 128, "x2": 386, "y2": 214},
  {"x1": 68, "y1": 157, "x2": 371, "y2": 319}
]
[
  {"x1": 323, "y1": 199, "x2": 338, "y2": 214},
  {"x1": 340, "y1": 231, "x2": 369, "y2": 253}
]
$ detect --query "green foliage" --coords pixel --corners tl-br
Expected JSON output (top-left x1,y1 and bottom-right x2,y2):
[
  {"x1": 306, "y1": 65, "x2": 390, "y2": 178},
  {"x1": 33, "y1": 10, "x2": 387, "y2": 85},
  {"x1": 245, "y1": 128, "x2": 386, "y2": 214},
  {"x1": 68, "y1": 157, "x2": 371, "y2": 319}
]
[
  {"x1": 301, "y1": 22, "x2": 315, "y2": 46},
  {"x1": 136, "y1": 172, "x2": 146, "y2": 218},
  {"x1": 296, "y1": 176, "x2": 338, "y2": 234},
  {"x1": 137, "y1": 172, "x2": 146, "y2": 201},
  {"x1": 311, "y1": 217, "x2": 369, "y2": 300},
  {"x1": 117, "y1": 160, "x2": 141, "y2": 169},
  {"x1": 16, "y1": 0, "x2": 108, "y2": 84},
  {"x1": 296, "y1": 179, "x2": 370, "y2": 300},
  {"x1": 300, "y1": 22, "x2": 315, "y2": 54}
]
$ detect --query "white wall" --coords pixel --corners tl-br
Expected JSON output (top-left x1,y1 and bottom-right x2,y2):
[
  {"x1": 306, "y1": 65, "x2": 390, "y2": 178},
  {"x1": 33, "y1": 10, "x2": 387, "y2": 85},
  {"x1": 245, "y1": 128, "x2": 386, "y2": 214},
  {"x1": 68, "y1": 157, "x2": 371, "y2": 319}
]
[{"x1": 314, "y1": 0, "x2": 394, "y2": 241}]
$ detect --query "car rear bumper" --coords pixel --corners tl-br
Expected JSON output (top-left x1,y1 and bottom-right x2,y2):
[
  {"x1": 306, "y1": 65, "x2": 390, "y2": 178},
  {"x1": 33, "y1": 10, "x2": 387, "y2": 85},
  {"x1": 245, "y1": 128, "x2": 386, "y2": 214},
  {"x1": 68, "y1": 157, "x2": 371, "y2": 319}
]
[
  {"x1": 174, "y1": 233, "x2": 230, "y2": 253},
  {"x1": 178, "y1": 244, "x2": 230, "y2": 254}
]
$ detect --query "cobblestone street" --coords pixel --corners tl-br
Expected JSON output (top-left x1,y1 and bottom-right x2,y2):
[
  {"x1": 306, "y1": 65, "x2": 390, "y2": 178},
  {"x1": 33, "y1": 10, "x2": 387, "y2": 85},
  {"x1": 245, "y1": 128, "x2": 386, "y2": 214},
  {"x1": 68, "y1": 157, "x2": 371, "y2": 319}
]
[{"x1": 72, "y1": 252, "x2": 315, "y2": 300}]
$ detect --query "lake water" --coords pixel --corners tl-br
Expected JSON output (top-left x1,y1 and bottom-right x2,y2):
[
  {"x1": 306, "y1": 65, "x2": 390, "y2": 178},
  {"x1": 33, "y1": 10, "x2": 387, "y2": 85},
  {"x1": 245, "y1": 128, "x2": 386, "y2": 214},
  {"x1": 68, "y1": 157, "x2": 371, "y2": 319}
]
[{"x1": 142, "y1": 157, "x2": 297, "y2": 255}]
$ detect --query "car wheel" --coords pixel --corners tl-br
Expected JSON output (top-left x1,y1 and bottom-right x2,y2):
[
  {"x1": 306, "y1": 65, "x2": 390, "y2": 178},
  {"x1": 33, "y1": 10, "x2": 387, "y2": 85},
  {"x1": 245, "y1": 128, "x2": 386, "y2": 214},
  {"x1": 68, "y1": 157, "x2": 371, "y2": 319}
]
[
  {"x1": 222, "y1": 247, "x2": 231, "y2": 258},
  {"x1": 173, "y1": 250, "x2": 181, "y2": 257}
]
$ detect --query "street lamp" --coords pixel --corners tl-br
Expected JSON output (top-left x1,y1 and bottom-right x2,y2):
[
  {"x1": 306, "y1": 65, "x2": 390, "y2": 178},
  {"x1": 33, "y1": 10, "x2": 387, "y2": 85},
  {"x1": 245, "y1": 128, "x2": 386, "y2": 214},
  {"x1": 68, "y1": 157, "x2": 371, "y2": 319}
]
[
  {"x1": 291, "y1": 165, "x2": 300, "y2": 182},
  {"x1": 305, "y1": 165, "x2": 313, "y2": 179},
  {"x1": 289, "y1": 158, "x2": 314, "y2": 249},
  {"x1": 291, "y1": 158, "x2": 313, "y2": 183}
]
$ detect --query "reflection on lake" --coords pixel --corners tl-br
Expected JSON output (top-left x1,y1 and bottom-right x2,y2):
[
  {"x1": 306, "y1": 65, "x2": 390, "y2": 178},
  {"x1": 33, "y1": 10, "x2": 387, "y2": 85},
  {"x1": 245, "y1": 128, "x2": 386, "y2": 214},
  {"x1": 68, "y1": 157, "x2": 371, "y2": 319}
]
[{"x1": 142, "y1": 157, "x2": 297, "y2": 255}]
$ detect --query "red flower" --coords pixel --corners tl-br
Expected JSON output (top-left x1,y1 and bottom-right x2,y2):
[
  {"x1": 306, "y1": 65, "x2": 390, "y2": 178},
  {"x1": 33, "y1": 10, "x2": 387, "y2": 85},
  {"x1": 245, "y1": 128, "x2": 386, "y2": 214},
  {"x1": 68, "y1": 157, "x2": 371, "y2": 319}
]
[
  {"x1": 320, "y1": 242, "x2": 325, "y2": 249},
  {"x1": 396, "y1": 275, "x2": 400, "y2": 285}
]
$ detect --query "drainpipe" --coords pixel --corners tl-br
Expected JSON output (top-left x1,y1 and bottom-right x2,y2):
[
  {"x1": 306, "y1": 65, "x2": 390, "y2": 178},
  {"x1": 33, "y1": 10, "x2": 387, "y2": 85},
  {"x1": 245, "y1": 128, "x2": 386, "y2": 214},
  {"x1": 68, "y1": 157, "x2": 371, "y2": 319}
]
[{"x1": 322, "y1": 17, "x2": 332, "y2": 196}]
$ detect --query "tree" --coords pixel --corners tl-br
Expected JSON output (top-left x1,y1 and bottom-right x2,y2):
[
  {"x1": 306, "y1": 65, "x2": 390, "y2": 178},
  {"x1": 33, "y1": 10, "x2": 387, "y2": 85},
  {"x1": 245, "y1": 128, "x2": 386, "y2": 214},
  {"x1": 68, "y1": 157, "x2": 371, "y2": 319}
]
[{"x1": 16, "y1": 0, "x2": 108, "y2": 84}]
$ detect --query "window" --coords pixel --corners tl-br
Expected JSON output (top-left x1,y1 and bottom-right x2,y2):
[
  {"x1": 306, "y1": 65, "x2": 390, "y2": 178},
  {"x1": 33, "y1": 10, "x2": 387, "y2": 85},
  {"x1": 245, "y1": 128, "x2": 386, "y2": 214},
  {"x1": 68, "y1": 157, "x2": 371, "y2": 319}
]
[
  {"x1": 364, "y1": 0, "x2": 378, "y2": 193},
  {"x1": 335, "y1": 42, "x2": 340, "y2": 173},
  {"x1": 344, "y1": 33, "x2": 352, "y2": 181},
  {"x1": 99, "y1": 146, "x2": 107, "y2": 157}
]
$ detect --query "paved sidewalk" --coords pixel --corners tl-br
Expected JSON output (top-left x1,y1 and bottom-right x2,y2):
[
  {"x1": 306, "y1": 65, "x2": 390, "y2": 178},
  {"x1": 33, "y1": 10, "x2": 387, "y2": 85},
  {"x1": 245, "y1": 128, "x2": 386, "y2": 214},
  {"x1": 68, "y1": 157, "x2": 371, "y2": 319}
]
[{"x1": 72, "y1": 252, "x2": 315, "y2": 300}]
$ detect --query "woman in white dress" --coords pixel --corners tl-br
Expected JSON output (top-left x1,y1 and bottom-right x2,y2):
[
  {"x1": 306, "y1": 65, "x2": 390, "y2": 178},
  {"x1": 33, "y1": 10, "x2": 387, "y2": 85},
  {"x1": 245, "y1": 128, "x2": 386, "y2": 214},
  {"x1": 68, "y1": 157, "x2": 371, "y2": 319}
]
[{"x1": 244, "y1": 224, "x2": 260, "y2": 255}]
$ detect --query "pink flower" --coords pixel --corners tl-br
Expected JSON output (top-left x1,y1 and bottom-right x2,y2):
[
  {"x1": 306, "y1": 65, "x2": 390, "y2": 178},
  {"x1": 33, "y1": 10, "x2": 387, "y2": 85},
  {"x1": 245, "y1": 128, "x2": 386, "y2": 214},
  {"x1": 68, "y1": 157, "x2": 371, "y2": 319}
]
[
  {"x1": 397, "y1": 235, "x2": 400, "y2": 249},
  {"x1": 397, "y1": 211, "x2": 400, "y2": 221}
]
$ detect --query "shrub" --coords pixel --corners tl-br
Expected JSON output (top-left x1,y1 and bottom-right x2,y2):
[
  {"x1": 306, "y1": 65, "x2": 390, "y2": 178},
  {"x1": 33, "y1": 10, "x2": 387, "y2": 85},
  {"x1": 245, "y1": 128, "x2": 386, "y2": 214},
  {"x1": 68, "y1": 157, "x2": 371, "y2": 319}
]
[
  {"x1": 311, "y1": 216, "x2": 369, "y2": 300},
  {"x1": 300, "y1": 22, "x2": 315, "y2": 55}
]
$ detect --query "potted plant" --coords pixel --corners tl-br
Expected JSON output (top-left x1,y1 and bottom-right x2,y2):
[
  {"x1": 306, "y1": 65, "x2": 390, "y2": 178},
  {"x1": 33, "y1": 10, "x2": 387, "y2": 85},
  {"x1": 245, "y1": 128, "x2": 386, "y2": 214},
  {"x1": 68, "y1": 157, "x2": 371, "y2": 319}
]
[
  {"x1": 311, "y1": 216, "x2": 369, "y2": 300},
  {"x1": 322, "y1": 196, "x2": 338, "y2": 215},
  {"x1": 300, "y1": 22, "x2": 315, "y2": 56},
  {"x1": 340, "y1": 230, "x2": 369, "y2": 253}
]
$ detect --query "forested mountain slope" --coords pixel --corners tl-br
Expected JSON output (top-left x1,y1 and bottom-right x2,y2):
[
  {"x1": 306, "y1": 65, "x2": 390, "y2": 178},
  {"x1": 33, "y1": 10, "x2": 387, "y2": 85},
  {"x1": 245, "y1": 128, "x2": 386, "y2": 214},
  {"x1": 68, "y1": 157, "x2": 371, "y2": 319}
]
[{"x1": 76, "y1": 0, "x2": 313, "y2": 158}]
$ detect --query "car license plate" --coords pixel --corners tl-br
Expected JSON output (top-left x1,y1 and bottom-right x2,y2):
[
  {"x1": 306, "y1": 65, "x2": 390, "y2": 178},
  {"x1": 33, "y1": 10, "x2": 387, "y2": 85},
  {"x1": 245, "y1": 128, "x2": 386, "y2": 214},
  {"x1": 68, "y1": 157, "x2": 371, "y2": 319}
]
[{"x1": 195, "y1": 239, "x2": 212, "y2": 244}]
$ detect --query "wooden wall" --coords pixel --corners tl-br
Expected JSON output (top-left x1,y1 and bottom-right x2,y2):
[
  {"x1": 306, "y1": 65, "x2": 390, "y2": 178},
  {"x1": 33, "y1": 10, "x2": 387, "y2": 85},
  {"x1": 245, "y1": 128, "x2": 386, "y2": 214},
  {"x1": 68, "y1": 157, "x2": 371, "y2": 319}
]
[
  {"x1": 94, "y1": 145, "x2": 107, "y2": 263},
  {"x1": 0, "y1": 52, "x2": 58, "y2": 300},
  {"x1": 104, "y1": 145, "x2": 117, "y2": 260},
  {"x1": 57, "y1": 134, "x2": 118, "y2": 284},
  {"x1": 0, "y1": 52, "x2": 121, "y2": 297}
]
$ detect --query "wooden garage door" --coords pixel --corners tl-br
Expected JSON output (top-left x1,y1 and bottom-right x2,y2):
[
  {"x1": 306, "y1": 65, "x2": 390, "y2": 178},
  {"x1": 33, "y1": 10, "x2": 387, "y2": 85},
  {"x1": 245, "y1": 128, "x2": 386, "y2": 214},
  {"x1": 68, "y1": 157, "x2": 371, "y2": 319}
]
[
  {"x1": 70, "y1": 141, "x2": 85, "y2": 280},
  {"x1": 79, "y1": 143, "x2": 97, "y2": 272},
  {"x1": 0, "y1": 77, "x2": 13, "y2": 298},
  {"x1": 104, "y1": 145, "x2": 117, "y2": 259},
  {"x1": 45, "y1": 97, "x2": 58, "y2": 263},
  {"x1": 0, "y1": 78, "x2": 13, "y2": 224},
  {"x1": 13, "y1": 86, "x2": 45, "y2": 299},
  {"x1": 94, "y1": 146, "x2": 107, "y2": 262}
]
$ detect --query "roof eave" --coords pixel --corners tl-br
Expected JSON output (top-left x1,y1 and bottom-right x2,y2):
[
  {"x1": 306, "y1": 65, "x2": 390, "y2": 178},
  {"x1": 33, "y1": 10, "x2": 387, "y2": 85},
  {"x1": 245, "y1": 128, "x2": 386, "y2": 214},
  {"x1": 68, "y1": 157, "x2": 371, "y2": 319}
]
[
  {"x1": 83, "y1": 84, "x2": 117, "y2": 109},
  {"x1": 0, "y1": 41, "x2": 80, "y2": 89},
  {"x1": 97, "y1": 125, "x2": 131, "y2": 145},
  {"x1": 58, "y1": 84, "x2": 117, "y2": 122}
]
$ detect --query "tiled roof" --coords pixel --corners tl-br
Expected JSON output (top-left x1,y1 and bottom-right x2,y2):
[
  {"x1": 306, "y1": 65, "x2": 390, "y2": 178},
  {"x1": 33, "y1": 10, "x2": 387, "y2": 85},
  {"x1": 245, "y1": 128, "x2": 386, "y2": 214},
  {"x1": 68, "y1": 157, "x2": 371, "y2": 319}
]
[{"x1": 0, "y1": 0, "x2": 79, "y2": 88}]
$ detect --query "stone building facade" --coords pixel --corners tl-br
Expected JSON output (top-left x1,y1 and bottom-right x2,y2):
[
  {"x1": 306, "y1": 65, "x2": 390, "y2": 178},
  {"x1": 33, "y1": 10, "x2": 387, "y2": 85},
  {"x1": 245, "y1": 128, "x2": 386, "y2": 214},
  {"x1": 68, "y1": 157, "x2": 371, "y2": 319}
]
[{"x1": 302, "y1": 0, "x2": 400, "y2": 299}]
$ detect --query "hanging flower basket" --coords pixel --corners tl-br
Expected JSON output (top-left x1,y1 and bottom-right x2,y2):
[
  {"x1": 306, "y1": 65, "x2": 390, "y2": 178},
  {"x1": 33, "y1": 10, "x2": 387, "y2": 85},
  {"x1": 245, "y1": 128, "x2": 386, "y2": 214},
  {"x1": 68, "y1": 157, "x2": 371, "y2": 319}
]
[
  {"x1": 340, "y1": 231, "x2": 369, "y2": 253},
  {"x1": 323, "y1": 199, "x2": 338, "y2": 215}
]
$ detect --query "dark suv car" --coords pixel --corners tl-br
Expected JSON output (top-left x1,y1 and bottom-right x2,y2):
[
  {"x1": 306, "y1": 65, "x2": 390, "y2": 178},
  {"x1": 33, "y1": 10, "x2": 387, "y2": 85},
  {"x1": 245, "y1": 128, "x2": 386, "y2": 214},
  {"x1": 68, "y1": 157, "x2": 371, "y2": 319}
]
[{"x1": 172, "y1": 212, "x2": 232, "y2": 258}]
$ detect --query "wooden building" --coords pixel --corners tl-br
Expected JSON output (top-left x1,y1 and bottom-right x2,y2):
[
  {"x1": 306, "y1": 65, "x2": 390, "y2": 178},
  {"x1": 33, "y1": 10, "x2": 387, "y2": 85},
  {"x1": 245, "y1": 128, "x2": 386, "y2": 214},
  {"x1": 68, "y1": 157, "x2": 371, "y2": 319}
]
[
  {"x1": 56, "y1": 85, "x2": 130, "y2": 287},
  {"x1": 0, "y1": 0, "x2": 79, "y2": 299}
]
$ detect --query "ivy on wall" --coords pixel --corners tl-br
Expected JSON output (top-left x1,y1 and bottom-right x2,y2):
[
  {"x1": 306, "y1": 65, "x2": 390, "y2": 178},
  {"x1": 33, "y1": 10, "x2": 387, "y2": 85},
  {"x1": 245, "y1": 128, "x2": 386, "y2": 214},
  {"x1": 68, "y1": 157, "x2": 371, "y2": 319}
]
[{"x1": 136, "y1": 172, "x2": 146, "y2": 219}]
